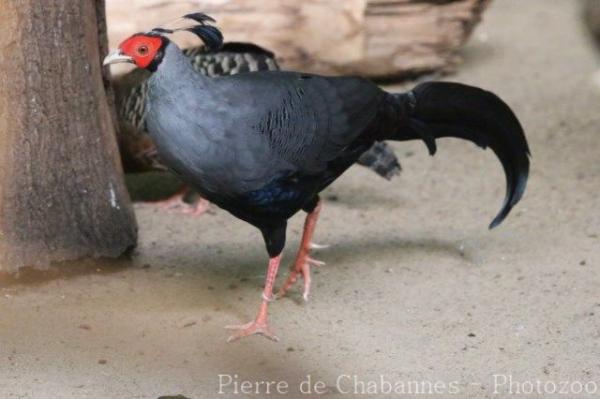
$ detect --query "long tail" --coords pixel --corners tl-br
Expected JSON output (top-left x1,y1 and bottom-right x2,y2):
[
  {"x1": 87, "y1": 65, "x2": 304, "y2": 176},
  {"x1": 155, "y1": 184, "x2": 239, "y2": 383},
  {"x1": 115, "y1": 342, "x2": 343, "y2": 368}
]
[{"x1": 394, "y1": 82, "x2": 530, "y2": 229}]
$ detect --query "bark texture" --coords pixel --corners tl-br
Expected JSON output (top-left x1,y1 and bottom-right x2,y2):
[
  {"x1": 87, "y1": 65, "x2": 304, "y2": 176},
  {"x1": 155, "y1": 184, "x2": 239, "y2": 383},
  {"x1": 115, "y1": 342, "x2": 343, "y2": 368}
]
[
  {"x1": 0, "y1": 0, "x2": 137, "y2": 272},
  {"x1": 107, "y1": 0, "x2": 491, "y2": 79}
]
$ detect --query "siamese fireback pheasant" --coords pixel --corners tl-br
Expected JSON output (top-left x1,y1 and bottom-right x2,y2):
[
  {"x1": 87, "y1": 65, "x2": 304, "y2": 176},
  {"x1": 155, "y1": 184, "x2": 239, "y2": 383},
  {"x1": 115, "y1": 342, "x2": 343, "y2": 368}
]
[
  {"x1": 104, "y1": 14, "x2": 530, "y2": 342},
  {"x1": 114, "y1": 42, "x2": 401, "y2": 215}
]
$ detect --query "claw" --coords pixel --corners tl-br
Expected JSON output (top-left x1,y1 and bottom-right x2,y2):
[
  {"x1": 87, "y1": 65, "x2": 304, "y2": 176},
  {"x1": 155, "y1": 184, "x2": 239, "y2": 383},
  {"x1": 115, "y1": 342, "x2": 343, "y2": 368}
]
[
  {"x1": 310, "y1": 242, "x2": 330, "y2": 250},
  {"x1": 302, "y1": 283, "x2": 311, "y2": 302},
  {"x1": 307, "y1": 257, "x2": 325, "y2": 267}
]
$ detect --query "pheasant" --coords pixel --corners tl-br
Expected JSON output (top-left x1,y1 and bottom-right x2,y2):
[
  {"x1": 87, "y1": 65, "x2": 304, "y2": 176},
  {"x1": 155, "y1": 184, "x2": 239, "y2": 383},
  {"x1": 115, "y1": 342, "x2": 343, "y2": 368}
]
[{"x1": 105, "y1": 14, "x2": 530, "y2": 342}]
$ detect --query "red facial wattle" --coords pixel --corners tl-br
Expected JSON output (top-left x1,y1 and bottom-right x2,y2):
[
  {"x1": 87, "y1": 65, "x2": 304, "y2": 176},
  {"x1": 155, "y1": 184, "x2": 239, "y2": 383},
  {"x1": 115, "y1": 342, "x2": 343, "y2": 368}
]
[{"x1": 118, "y1": 35, "x2": 164, "y2": 69}]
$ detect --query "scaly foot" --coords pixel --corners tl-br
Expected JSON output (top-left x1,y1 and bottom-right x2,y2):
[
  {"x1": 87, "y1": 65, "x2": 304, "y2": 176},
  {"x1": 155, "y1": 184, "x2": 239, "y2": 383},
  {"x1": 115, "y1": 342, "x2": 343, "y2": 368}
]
[
  {"x1": 225, "y1": 320, "x2": 279, "y2": 342},
  {"x1": 277, "y1": 200, "x2": 326, "y2": 301},
  {"x1": 226, "y1": 255, "x2": 282, "y2": 343},
  {"x1": 277, "y1": 246, "x2": 326, "y2": 301}
]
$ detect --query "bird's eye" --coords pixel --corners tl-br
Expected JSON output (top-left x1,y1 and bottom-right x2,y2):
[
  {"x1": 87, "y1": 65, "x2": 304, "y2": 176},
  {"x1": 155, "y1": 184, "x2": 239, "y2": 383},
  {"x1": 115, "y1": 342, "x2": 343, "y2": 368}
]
[{"x1": 137, "y1": 45, "x2": 149, "y2": 56}]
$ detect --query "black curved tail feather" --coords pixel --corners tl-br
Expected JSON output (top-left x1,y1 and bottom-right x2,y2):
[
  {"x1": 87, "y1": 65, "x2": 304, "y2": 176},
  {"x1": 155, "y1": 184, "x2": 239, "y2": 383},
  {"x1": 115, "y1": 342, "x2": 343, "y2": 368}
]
[{"x1": 396, "y1": 82, "x2": 530, "y2": 229}]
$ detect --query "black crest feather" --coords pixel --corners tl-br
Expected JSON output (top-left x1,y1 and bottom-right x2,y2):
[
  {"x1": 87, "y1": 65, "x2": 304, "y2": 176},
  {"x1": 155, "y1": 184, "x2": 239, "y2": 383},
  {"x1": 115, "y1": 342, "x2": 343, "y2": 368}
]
[
  {"x1": 151, "y1": 12, "x2": 223, "y2": 51},
  {"x1": 185, "y1": 25, "x2": 223, "y2": 51},
  {"x1": 183, "y1": 13, "x2": 216, "y2": 24},
  {"x1": 152, "y1": 27, "x2": 175, "y2": 34}
]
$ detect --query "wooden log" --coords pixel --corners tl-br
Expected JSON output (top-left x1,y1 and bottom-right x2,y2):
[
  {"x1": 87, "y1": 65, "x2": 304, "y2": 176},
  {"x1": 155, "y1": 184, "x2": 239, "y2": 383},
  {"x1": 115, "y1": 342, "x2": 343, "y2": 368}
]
[
  {"x1": 0, "y1": 0, "x2": 137, "y2": 272},
  {"x1": 107, "y1": 0, "x2": 490, "y2": 78}
]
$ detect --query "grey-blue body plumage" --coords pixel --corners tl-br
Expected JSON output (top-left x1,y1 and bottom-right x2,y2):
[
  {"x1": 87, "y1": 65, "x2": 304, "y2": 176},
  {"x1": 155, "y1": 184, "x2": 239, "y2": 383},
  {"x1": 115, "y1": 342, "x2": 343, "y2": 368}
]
[{"x1": 146, "y1": 41, "x2": 530, "y2": 254}]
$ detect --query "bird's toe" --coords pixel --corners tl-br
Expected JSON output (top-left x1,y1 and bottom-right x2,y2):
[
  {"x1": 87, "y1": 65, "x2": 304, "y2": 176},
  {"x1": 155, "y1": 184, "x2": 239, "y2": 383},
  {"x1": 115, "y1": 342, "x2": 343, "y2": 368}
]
[
  {"x1": 309, "y1": 242, "x2": 330, "y2": 250},
  {"x1": 225, "y1": 321, "x2": 279, "y2": 343}
]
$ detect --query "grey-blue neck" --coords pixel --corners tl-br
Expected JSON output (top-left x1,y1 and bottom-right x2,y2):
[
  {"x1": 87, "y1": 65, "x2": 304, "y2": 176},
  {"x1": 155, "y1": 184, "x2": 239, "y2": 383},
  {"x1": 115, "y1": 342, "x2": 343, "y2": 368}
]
[
  {"x1": 143, "y1": 40, "x2": 236, "y2": 197},
  {"x1": 149, "y1": 42, "x2": 211, "y2": 93},
  {"x1": 144, "y1": 41, "x2": 218, "y2": 172}
]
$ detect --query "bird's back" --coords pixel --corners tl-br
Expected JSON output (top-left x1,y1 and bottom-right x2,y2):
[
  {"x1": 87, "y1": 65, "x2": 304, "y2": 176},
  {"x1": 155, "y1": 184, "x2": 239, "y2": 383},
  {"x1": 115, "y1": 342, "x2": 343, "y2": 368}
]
[{"x1": 145, "y1": 43, "x2": 393, "y2": 223}]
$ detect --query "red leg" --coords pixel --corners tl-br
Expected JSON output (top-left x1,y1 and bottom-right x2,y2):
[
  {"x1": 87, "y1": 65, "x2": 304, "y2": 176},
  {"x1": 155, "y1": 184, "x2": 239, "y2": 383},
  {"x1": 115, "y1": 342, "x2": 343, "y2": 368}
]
[
  {"x1": 277, "y1": 201, "x2": 325, "y2": 301},
  {"x1": 226, "y1": 254, "x2": 282, "y2": 342}
]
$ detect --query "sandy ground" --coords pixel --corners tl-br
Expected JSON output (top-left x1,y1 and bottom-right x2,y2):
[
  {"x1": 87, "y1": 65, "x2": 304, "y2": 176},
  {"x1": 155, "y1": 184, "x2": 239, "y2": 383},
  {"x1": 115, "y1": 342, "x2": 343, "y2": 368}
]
[{"x1": 1, "y1": 1, "x2": 600, "y2": 398}]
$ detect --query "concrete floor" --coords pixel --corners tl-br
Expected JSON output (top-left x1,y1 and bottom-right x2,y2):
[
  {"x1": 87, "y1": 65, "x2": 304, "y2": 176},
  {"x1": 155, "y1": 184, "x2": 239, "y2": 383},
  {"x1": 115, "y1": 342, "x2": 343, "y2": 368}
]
[{"x1": 1, "y1": 1, "x2": 599, "y2": 398}]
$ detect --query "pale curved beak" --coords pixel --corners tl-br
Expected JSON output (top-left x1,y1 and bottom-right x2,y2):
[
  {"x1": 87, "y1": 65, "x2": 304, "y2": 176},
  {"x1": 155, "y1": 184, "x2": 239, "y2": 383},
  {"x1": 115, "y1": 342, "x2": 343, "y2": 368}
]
[{"x1": 103, "y1": 50, "x2": 134, "y2": 67}]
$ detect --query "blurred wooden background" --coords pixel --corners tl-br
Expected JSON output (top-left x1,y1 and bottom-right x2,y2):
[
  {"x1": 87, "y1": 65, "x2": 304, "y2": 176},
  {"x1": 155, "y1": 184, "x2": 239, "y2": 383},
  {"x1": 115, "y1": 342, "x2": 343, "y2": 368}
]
[{"x1": 107, "y1": 0, "x2": 491, "y2": 79}]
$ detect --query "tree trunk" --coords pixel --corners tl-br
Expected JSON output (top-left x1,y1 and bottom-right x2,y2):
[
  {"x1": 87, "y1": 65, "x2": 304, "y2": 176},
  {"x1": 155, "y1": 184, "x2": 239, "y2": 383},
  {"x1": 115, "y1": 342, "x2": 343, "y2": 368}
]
[
  {"x1": 107, "y1": 0, "x2": 490, "y2": 79},
  {"x1": 0, "y1": 0, "x2": 137, "y2": 273},
  {"x1": 584, "y1": 0, "x2": 600, "y2": 50}
]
